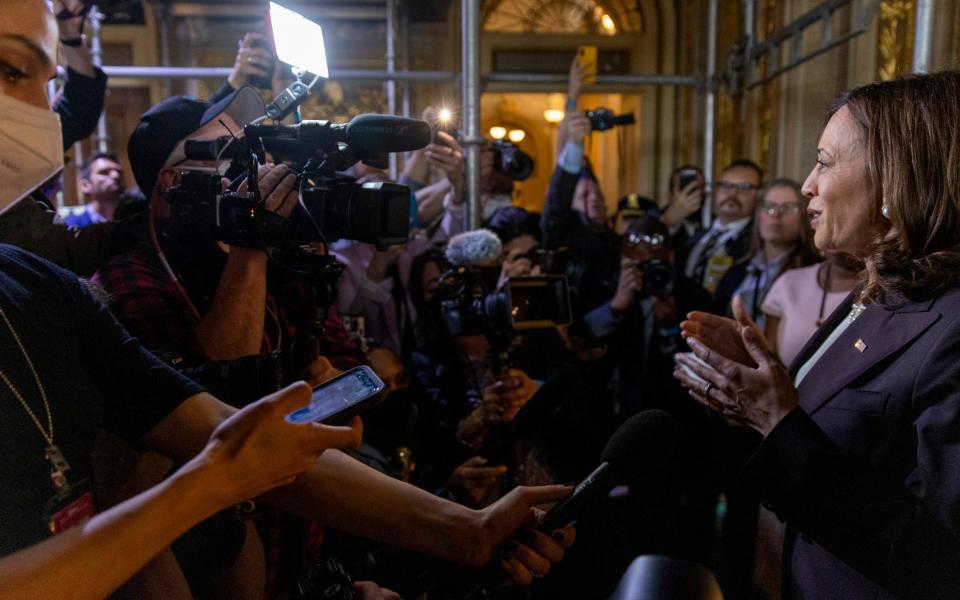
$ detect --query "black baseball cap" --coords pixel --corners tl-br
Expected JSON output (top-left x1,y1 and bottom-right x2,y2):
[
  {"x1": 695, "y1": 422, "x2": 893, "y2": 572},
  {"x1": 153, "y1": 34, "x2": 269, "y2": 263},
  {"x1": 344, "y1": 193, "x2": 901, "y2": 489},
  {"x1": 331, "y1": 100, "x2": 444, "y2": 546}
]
[{"x1": 128, "y1": 86, "x2": 265, "y2": 196}]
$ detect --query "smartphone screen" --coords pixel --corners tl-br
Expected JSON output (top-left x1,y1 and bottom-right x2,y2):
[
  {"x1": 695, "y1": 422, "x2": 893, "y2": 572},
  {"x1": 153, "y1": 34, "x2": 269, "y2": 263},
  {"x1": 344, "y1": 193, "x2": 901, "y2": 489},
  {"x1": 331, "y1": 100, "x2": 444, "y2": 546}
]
[
  {"x1": 577, "y1": 46, "x2": 598, "y2": 85},
  {"x1": 678, "y1": 169, "x2": 699, "y2": 191},
  {"x1": 286, "y1": 366, "x2": 385, "y2": 425}
]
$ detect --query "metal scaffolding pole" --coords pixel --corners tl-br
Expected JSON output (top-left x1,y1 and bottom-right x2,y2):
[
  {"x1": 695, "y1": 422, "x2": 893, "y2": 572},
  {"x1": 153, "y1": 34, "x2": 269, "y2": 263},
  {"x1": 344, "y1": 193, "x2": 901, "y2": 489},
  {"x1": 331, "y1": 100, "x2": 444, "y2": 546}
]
[
  {"x1": 97, "y1": 66, "x2": 456, "y2": 81},
  {"x1": 89, "y1": 6, "x2": 109, "y2": 153},
  {"x1": 461, "y1": 0, "x2": 482, "y2": 230},
  {"x1": 703, "y1": 0, "x2": 718, "y2": 228},
  {"x1": 386, "y1": 0, "x2": 398, "y2": 179},
  {"x1": 912, "y1": 0, "x2": 934, "y2": 73}
]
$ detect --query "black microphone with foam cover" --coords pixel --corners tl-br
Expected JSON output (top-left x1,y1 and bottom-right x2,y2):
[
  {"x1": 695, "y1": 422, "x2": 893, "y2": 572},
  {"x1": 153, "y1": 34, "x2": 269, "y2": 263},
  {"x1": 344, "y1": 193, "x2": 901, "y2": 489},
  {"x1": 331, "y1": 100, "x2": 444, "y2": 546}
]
[
  {"x1": 536, "y1": 409, "x2": 679, "y2": 534},
  {"x1": 345, "y1": 114, "x2": 431, "y2": 155}
]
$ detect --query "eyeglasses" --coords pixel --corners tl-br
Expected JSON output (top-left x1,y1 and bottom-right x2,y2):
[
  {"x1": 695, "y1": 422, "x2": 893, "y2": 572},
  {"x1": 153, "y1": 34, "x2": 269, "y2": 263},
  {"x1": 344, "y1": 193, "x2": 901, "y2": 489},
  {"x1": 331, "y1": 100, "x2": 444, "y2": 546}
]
[
  {"x1": 715, "y1": 181, "x2": 759, "y2": 192},
  {"x1": 759, "y1": 202, "x2": 801, "y2": 216},
  {"x1": 624, "y1": 232, "x2": 666, "y2": 249}
]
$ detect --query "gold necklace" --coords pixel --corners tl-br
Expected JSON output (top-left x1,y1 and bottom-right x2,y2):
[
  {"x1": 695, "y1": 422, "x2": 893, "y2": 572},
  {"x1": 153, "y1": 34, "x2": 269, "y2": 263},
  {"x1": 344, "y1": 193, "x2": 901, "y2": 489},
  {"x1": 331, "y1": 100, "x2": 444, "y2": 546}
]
[{"x1": 0, "y1": 304, "x2": 71, "y2": 491}]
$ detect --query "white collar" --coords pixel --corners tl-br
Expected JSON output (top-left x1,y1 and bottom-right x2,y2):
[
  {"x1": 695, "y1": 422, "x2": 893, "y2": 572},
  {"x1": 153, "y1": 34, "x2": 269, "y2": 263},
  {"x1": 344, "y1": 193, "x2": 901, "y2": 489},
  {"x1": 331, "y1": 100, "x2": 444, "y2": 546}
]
[{"x1": 710, "y1": 216, "x2": 751, "y2": 236}]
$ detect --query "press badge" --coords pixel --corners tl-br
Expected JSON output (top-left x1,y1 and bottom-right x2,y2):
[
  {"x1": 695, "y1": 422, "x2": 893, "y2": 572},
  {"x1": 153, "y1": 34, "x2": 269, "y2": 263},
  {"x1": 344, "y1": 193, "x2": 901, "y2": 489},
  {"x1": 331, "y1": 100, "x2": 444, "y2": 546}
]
[
  {"x1": 43, "y1": 479, "x2": 96, "y2": 535},
  {"x1": 703, "y1": 255, "x2": 734, "y2": 294}
]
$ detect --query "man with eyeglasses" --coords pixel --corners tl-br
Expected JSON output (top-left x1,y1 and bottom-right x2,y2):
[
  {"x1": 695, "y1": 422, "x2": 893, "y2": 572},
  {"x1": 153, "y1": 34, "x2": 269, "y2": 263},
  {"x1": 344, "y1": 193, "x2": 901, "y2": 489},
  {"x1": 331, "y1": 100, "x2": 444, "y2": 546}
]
[{"x1": 679, "y1": 159, "x2": 763, "y2": 300}]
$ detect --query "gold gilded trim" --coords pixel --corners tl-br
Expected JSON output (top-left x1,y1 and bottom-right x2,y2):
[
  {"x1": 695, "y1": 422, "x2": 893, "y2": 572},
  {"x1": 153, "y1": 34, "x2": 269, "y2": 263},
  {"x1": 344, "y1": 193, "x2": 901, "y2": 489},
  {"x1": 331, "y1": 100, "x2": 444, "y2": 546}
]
[{"x1": 877, "y1": 0, "x2": 916, "y2": 81}]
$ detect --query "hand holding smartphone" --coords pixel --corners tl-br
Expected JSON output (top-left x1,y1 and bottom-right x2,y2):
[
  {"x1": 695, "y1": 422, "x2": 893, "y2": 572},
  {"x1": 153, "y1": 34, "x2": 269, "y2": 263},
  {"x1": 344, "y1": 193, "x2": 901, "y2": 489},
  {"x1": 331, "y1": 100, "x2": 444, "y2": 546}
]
[{"x1": 286, "y1": 366, "x2": 385, "y2": 425}]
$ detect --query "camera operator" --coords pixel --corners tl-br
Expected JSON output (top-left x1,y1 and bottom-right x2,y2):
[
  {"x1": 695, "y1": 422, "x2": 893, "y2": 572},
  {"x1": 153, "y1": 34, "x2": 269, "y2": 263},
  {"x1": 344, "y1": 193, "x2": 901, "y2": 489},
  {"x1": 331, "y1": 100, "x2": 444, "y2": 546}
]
[
  {"x1": 582, "y1": 214, "x2": 709, "y2": 416},
  {"x1": 541, "y1": 109, "x2": 620, "y2": 315},
  {"x1": 1, "y1": 5, "x2": 575, "y2": 597}
]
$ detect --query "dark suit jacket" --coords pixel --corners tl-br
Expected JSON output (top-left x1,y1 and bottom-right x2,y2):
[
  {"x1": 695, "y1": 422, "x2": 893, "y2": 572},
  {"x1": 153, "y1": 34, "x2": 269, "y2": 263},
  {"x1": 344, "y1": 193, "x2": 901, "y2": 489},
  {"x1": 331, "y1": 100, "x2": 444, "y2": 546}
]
[
  {"x1": 675, "y1": 222, "x2": 753, "y2": 313},
  {"x1": 740, "y1": 288, "x2": 960, "y2": 599}
]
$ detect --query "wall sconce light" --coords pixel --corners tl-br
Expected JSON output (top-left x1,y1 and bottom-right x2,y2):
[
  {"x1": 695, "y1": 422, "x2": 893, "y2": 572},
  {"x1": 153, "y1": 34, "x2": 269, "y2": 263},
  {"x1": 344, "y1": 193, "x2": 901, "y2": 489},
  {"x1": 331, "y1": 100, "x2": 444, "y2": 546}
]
[
  {"x1": 543, "y1": 109, "x2": 565, "y2": 124},
  {"x1": 507, "y1": 129, "x2": 526, "y2": 143},
  {"x1": 489, "y1": 126, "x2": 507, "y2": 140}
]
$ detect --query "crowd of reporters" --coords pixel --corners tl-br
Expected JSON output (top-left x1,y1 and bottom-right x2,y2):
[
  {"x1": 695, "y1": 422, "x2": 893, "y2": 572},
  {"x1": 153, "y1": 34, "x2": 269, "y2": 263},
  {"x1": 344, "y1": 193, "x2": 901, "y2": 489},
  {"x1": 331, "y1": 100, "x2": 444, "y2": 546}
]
[{"x1": 0, "y1": 3, "x2": 875, "y2": 599}]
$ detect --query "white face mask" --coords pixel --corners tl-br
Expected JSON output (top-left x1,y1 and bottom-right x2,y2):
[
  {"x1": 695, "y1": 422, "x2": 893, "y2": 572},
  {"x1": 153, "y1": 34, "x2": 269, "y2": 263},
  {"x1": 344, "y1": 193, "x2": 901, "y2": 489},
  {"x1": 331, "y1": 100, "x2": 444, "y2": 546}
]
[{"x1": 0, "y1": 92, "x2": 64, "y2": 215}]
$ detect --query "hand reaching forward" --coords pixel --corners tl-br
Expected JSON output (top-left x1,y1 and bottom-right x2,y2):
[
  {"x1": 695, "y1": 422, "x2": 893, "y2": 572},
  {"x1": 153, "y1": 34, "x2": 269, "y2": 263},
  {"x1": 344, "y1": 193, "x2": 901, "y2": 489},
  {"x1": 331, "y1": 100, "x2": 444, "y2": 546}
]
[{"x1": 196, "y1": 382, "x2": 363, "y2": 507}]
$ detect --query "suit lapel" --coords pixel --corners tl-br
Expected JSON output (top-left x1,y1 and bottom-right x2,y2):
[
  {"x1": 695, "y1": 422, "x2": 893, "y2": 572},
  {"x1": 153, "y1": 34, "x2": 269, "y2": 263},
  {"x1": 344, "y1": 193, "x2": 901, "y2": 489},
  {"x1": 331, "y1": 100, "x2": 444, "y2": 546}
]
[
  {"x1": 787, "y1": 292, "x2": 855, "y2": 379},
  {"x1": 796, "y1": 303, "x2": 940, "y2": 415}
]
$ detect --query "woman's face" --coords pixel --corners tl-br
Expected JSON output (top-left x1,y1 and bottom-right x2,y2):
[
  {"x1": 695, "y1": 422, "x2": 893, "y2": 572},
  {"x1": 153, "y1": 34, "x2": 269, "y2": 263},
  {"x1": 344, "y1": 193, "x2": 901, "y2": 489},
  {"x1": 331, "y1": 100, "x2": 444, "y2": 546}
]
[
  {"x1": 0, "y1": 0, "x2": 58, "y2": 109},
  {"x1": 801, "y1": 106, "x2": 876, "y2": 256},
  {"x1": 758, "y1": 186, "x2": 802, "y2": 248}
]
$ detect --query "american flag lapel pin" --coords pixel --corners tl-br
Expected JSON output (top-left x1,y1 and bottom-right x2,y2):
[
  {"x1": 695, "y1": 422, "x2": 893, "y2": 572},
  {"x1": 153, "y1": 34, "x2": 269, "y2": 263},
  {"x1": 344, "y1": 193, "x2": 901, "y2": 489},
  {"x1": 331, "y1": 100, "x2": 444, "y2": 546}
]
[{"x1": 854, "y1": 338, "x2": 867, "y2": 353}]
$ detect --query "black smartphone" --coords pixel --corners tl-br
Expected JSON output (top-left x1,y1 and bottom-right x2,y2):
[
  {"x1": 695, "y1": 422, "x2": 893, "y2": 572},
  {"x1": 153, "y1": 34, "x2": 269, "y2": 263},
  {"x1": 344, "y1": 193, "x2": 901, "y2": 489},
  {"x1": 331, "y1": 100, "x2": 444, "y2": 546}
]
[
  {"x1": 678, "y1": 168, "x2": 699, "y2": 192},
  {"x1": 248, "y1": 34, "x2": 276, "y2": 90},
  {"x1": 285, "y1": 366, "x2": 385, "y2": 425}
]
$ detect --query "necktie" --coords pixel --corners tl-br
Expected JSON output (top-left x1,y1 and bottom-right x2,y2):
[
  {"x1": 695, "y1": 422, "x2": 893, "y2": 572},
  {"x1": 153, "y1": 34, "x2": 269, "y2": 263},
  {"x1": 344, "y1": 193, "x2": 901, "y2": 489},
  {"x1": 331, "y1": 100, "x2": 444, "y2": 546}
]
[{"x1": 690, "y1": 228, "x2": 723, "y2": 286}]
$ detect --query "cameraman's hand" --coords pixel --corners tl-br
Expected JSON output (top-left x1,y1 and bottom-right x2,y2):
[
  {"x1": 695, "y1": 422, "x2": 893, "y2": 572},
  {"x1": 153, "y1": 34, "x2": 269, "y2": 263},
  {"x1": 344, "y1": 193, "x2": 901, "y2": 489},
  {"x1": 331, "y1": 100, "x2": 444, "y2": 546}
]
[
  {"x1": 366, "y1": 245, "x2": 404, "y2": 283},
  {"x1": 303, "y1": 356, "x2": 341, "y2": 387},
  {"x1": 236, "y1": 163, "x2": 298, "y2": 219},
  {"x1": 443, "y1": 456, "x2": 508, "y2": 508},
  {"x1": 468, "y1": 485, "x2": 577, "y2": 583},
  {"x1": 652, "y1": 295, "x2": 679, "y2": 328},
  {"x1": 194, "y1": 382, "x2": 363, "y2": 507},
  {"x1": 662, "y1": 178, "x2": 704, "y2": 228},
  {"x1": 563, "y1": 110, "x2": 591, "y2": 146},
  {"x1": 480, "y1": 369, "x2": 539, "y2": 426},
  {"x1": 228, "y1": 32, "x2": 275, "y2": 90},
  {"x1": 498, "y1": 246, "x2": 540, "y2": 287},
  {"x1": 611, "y1": 258, "x2": 643, "y2": 313},
  {"x1": 352, "y1": 581, "x2": 400, "y2": 600}
]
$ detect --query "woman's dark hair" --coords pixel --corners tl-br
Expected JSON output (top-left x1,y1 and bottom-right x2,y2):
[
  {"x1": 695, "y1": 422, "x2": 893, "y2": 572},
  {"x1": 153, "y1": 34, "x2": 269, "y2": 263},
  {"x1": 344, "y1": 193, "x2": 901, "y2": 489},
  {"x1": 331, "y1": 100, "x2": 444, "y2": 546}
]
[
  {"x1": 484, "y1": 206, "x2": 541, "y2": 245},
  {"x1": 747, "y1": 178, "x2": 820, "y2": 277},
  {"x1": 408, "y1": 245, "x2": 450, "y2": 348},
  {"x1": 831, "y1": 70, "x2": 960, "y2": 304}
]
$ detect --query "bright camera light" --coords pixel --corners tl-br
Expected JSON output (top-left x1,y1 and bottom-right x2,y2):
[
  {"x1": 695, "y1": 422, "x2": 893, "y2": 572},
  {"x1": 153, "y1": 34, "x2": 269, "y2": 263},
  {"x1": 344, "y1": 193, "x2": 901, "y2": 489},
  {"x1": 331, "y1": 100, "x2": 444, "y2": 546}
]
[
  {"x1": 489, "y1": 126, "x2": 507, "y2": 140},
  {"x1": 269, "y1": 2, "x2": 329, "y2": 78},
  {"x1": 438, "y1": 108, "x2": 453, "y2": 123},
  {"x1": 508, "y1": 129, "x2": 526, "y2": 143}
]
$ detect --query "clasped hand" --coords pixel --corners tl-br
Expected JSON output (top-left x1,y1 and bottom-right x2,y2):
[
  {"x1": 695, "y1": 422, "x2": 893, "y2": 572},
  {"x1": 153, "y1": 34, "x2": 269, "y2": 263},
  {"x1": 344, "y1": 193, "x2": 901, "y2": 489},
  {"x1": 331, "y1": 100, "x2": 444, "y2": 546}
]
[{"x1": 673, "y1": 296, "x2": 799, "y2": 437}]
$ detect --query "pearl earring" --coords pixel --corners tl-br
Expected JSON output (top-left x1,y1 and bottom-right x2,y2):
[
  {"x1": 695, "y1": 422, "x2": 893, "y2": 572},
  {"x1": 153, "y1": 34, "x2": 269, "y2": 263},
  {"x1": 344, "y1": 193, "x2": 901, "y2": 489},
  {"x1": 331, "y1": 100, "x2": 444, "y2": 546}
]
[{"x1": 881, "y1": 204, "x2": 891, "y2": 219}]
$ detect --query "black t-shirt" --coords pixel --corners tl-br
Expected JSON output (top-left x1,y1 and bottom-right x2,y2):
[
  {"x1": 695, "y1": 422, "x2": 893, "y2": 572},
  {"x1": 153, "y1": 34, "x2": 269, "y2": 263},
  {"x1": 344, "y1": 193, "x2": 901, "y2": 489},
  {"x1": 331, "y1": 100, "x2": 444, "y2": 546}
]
[{"x1": 0, "y1": 244, "x2": 204, "y2": 557}]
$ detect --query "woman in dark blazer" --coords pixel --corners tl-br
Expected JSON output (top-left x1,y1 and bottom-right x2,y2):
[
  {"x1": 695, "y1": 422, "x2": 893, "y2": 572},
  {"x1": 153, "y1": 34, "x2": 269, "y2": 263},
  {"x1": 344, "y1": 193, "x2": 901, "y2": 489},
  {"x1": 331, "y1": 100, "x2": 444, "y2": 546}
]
[{"x1": 675, "y1": 71, "x2": 960, "y2": 599}]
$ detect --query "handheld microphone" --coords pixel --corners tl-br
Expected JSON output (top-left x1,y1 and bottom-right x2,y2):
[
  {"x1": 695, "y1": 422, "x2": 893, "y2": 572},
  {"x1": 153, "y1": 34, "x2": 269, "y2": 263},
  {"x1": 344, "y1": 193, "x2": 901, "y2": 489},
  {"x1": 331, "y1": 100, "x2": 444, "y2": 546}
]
[
  {"x1": 344, "y1": 114, "x2": 431, "y2": 155},
  {"x1": 445, "y1": 229, "x2": 503, "y2": 267},
  {"x1": 536, "y1": 409, "x2": 679, "y2": 533}
]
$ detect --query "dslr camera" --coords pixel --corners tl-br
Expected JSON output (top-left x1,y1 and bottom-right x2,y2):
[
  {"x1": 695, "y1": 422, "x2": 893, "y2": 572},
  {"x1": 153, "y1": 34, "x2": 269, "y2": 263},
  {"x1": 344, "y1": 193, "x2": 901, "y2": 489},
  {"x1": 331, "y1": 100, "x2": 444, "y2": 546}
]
[
  {"x1": 586, "y1": 107, "x2": 636, "y2": 132},
  {"x1": 490, "y1": 140, "x2": 535, "y2": 181}
]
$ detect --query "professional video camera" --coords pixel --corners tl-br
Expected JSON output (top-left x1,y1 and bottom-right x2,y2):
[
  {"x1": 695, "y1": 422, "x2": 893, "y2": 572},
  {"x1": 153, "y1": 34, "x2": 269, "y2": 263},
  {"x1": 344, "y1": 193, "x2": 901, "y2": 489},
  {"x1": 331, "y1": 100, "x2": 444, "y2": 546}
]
[
  {"x1": 524, "y1": 247, "x2": 585, "y2": 291},
  {"x1": 438, "y1": 270, "x2": 572, "y2": 339},
  {"x1": 587, "y1": 107, "x2": 636, "y2": 132},
  {"x1": 491, "y1": 140, "x2": 535, "y2": 181},
  {"x1": 165, "y1": 114, "x2": 428, "y2": 251}
]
